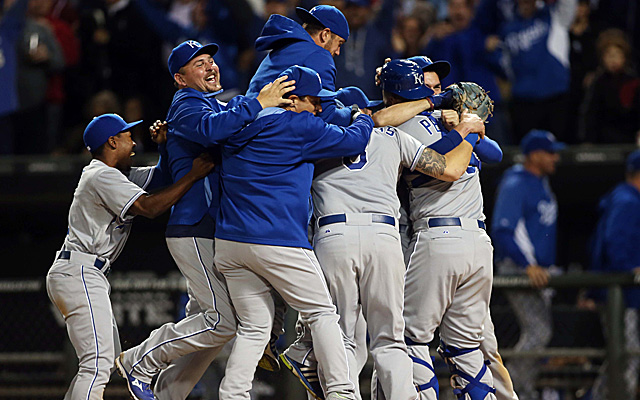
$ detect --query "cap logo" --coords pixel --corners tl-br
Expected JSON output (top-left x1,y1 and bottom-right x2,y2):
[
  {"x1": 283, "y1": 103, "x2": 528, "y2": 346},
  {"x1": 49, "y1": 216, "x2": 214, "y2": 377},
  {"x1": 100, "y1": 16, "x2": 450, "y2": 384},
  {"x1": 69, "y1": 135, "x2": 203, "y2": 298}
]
[
  {"x1": 414, "y1": 73, "x2": 424, "y2": 85},
  {"x1": 316, "y1": 72, "x2": 322, "y2": 85},
  {"x1": 311, "y1": 5, "x2": 320, "y2": 12},
  {"x1": 185, "y1": 40, "x2": 200, "y2": 49}
]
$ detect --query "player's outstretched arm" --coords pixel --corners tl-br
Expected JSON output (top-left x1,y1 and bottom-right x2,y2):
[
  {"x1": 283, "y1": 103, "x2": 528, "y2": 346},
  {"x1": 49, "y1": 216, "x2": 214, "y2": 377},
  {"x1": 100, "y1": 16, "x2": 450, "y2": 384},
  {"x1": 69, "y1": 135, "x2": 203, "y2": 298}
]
[
  {"x1": 129, "y1": 153, "x2": 214, "y2": 219},
  {"x1": 371, "y1": 98, "x2": 433, "y2": 127}
]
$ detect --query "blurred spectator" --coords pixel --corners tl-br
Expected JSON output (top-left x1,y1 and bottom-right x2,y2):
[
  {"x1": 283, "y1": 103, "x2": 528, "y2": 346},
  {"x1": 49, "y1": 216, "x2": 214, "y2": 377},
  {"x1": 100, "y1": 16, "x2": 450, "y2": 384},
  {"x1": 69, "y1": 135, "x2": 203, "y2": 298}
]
[
  {"x1": 38, "y1": 0, "x2": 80, "y2": 152},
  {"x1": 425, "y1": 0, "x2": 511, "y2": 144},
  {"x1": 54, "y1": 89, "x2": 121, "y2": 154},
  {"x1": 497, "y1": 0, "x2": 577, "y2": 143},
  {"x1": 579, "y1": 29, "x2": 640, "y2": 144},
  {"x1": 567, "y1": 0, "x2": 600, "y2": 142},
  {"x1": 0, "y1": 0, "x2": 29, "y2": 155},
  {"x1": 390, "y1": 3, "x2": 435, "y2": 59},
  {"x1": 132, "y1": 0, "x2": 251, "y2": 98},
  {"x1": 13, "y1": 0, "x2": 64, "y2": 154},
  {"x1": 333, "y1": 0, "x2": 397, "y2": 98},
  {"x1": 591, "y1": 0, "x2": 640, "y2": 68},
  {"x1": 491, "y1": 129, "x2": 565, "y2": 400},
  {"x1": 589, "y1": 149, "x2": 640, "y2": 400},
  {"x1": 76, "y1": 0, "x2": 164, "y2": 133}
]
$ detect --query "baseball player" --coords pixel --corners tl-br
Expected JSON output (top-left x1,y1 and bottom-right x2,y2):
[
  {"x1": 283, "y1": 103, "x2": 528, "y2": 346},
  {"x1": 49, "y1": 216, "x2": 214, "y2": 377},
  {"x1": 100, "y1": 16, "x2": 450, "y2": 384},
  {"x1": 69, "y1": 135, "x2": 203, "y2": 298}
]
[
  {"x1": 212, "y1": 65, "x2": 375, "y2": 400},
  {"x1": 114, "y1": 40, "x2": 294, "y2": 400},
  {"x1": 282, "y1": 69, "x2": 485, "y2": 400},
  {"x1": 247, "y1": 5, "x2": 352, "y2": 125},
  {"x1": 408, "y1": 54, "x2": 518, "y2": 400},
  {"x1": 491, "y1": 129, "x2": 565, "y2": 400},
  {"x1": 45, "y1": 113, "x2": 214, "y2": 400},
  {"x1": 590, "y1": 150, "x2": 640, "y2": 400},
  {"x1": 376, "y1": 59, "x2": 497, "y2": 400}
]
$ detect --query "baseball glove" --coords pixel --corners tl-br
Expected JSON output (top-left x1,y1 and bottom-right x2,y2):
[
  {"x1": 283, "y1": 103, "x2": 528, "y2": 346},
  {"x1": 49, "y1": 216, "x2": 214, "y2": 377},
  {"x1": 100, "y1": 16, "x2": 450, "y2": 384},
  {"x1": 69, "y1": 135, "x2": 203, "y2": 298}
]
[{"x1": 446, "y1": 82, "x2": 494, "y2": 122}]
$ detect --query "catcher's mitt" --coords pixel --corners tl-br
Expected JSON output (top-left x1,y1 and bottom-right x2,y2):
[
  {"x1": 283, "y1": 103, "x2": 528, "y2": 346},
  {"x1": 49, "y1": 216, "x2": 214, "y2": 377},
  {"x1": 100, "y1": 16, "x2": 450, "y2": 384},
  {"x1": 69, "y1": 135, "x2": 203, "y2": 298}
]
[{"x1": 446, "y1": 82, "x2": 494, "y2": 122}]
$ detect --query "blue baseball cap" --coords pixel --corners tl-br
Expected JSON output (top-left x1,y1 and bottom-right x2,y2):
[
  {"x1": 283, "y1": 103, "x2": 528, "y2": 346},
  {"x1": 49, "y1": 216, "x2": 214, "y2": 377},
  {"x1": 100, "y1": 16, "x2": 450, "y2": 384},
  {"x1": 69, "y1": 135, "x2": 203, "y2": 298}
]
[
  {"x1": 407, "y1": 56, "x2": 451, "y2": 80},
  {"x1": 278, "y1": 66, "x2": 337, "y2": 99},
  {"x1": 336, "y1": 86, "x2": 382, "y2": 109},
  {"x1": 521, "y1": 130, "x2": 566, "y2": 155},
  {"x1": 626, "y1": 150, "x2": 640, "y2": 172},
  {"x1": 295, "y1": 5, "x2": 350, "y2": 41},
  {"x1": 168, "y1": 40, "x2": 219, "y2": 76},
  {"x1": 380, "y1": 59, "x2": 434, "y2": 100},
  {"x1": 83, "y1": 114, "x2": 143, "y2": 152}
]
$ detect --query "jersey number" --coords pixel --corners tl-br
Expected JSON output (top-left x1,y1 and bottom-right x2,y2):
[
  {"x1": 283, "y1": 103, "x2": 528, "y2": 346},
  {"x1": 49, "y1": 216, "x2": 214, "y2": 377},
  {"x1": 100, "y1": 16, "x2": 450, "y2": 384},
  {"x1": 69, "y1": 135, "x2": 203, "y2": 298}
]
[{"x1": 343, "y1": 151, "x2": 368, "y2": 170}]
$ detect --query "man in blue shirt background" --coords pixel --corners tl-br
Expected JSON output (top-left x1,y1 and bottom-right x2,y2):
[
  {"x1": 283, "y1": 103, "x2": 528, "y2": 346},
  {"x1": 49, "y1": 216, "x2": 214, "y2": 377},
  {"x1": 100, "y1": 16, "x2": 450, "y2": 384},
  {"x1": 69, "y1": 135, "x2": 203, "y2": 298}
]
[
  {"x1": 491, "y1": 129, "x2": 565, "y2": 400},
  {"x1": 589, "y1": 150, "x2": 640, "y2": 400}
]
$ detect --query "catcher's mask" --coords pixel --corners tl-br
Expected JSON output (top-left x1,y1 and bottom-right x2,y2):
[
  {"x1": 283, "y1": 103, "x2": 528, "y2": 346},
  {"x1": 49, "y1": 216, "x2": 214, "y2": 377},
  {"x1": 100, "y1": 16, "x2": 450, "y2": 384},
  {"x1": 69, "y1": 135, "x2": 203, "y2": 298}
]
[{"x1": 380, "y1": 59, "x2": 434, "y2": 100}]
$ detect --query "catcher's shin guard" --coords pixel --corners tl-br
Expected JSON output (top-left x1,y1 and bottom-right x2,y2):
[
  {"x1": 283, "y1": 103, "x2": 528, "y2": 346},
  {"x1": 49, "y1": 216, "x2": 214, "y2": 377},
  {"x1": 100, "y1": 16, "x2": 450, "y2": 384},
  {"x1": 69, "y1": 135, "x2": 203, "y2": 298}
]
[
  {"x1": 406, "y1": 337, "x2": 439, "y2": 399},
  {"x1": 438, "y1": 342, "x2": 496, "y2": 400}
]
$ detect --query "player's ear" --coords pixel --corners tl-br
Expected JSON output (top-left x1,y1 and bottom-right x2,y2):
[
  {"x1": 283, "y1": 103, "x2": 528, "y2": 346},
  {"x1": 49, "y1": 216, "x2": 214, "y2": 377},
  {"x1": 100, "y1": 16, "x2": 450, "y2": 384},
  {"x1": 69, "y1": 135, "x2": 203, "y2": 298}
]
[
  {"x1": 174, "y1": 73, "x2": 186, "y2": 87},
  {"x1": 320, "y1": 28, "x2": 332, "y2": 44}
]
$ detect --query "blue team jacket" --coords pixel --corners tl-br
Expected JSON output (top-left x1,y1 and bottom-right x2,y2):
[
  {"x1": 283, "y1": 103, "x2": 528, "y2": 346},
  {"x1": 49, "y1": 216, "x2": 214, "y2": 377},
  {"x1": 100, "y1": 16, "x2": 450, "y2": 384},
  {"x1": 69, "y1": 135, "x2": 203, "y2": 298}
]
[
  {"x1": 591, "y1": 182, "x2": 640, "y2": 308},
  {"x1": 215, "y1": 109, "x2": 373, "y2": 248},
  {"x1": 246, "y1": 14, "x2": 351, "y2": 126},
  {"x1": 164, "y1": 88, "x2": 263, "y2": 230},
  {"x1": 500, "y1": 2, "x2": 573, "y2": 100},
  {"x1": 491, "y1": 165, "x2": 558, "y2": 268}
]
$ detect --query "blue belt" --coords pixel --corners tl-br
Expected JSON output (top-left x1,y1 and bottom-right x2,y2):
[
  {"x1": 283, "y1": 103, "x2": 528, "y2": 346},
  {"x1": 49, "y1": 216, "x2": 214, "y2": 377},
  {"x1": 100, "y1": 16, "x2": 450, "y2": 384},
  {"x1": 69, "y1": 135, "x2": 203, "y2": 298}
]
[
  {"x1": 318, "y1": 214, "x2": 396, "y2": 227},
  {"x1": 428, "y1": 217, "x2": 486, "y2": 230},
  {"x1": 57, "y1": 251, "x2": 109, "y2": 275}
]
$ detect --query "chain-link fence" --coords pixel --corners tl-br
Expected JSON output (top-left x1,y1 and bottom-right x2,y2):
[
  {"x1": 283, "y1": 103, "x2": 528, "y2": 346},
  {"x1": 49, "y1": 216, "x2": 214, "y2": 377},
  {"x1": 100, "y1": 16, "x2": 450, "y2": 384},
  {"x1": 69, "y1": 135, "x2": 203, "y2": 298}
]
[{"x1": 1, "y1": 271, "x2": 638, "y2": 399}]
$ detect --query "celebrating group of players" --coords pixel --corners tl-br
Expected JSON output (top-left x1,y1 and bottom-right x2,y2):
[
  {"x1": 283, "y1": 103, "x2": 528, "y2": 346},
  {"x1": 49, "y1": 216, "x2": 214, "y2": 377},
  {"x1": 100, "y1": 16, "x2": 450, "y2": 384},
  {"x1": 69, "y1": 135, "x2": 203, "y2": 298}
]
[{"x1": 46, "y1": 5, "x2": 519, "y2": 400}]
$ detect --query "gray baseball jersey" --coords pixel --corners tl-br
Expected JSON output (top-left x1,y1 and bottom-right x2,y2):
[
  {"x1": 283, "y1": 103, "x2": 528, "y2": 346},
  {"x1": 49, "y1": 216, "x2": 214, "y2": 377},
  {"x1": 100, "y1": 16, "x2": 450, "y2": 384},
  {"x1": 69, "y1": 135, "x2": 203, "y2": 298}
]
[
  {"x1": 46, "y1": 160, "x2": 154, "y2": 400},
  {"x1": 398, "y1": 115, "x2": 496, "y2": 400},
  {"x1": 399, "y1": 116, "x2": 485, "y2": 223},
  {"x1": 312, "y1": 125, "x2": 424, "y2": 218},
  {"x1": 306, "y1": 126, "x2": 424, "y2": 400}
]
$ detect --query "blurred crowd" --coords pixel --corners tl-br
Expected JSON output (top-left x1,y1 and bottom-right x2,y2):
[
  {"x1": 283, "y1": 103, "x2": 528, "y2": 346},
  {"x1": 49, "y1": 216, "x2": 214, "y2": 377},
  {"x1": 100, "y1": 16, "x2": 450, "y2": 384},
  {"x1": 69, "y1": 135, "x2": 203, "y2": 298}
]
[{"x1": 0, "y1": 0, "x2": 639, "y2": 155}]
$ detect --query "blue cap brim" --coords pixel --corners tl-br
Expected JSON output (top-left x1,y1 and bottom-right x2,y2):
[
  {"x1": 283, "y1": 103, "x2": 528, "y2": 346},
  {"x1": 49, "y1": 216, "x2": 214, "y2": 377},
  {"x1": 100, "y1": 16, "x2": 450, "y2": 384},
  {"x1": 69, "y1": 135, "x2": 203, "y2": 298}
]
[
  {"x1": 550, "y1": 142, "x2": 566, "y2": 152},
  {"x1": 423, "y1": 60, "x2": 451, "y2": 80},
  {"x1": 317, "y1": 88, "x2": 338, "y2": 99},
  {"x1": 295, "y1": 7, "x2": 323, "y2": 27},
  {"x1": 192, "y1": 43, "x2": 219, "y2": 60},
  {"x1": 119, "y1": 120, "x2": 144, "y2": 133},
  {"x1": 367, "y1": 100, "x2": 383, "y2": 108}
]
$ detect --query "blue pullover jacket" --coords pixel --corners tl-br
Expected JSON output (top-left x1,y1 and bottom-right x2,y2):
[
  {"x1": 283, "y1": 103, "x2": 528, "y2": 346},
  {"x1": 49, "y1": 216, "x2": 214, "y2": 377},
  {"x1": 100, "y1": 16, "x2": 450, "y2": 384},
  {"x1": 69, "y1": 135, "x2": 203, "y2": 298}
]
[
  {"x1": 216, "y1": 108, "x2": 373, "y2": 248},
  {"x1": 164, "y1": 88, "x2": 263, "y2": 236},
  {"x1": 591, "y1": 182, "x2": 640, "y2": 308},
  {"x1": 500, "y1": 0, "x2": 576, "y2": 100},
  {"x1": 491, "y1": 165, "x2": 558, "y2": 268},
  {"x1": 246, "y1": 14, "x2": 351, "y2": 126}
]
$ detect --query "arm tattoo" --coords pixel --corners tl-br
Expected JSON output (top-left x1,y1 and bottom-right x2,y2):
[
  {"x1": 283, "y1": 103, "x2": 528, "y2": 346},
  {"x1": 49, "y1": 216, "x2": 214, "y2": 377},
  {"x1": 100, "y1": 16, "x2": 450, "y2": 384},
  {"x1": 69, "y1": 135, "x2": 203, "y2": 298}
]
[{"x1": 415, "y1": 148, "x2": 446, "y2": 177}]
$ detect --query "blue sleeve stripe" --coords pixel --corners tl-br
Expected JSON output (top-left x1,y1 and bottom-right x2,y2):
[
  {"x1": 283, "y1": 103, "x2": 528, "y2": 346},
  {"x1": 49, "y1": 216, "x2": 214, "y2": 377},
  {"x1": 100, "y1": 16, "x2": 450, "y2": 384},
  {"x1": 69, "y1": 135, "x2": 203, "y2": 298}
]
[
  {"x1": 514, "y1": 218, "x2": 537, "y2": 265},
  {"x1": 410, "y1": 145, "x2": 426, "y2": 171}
]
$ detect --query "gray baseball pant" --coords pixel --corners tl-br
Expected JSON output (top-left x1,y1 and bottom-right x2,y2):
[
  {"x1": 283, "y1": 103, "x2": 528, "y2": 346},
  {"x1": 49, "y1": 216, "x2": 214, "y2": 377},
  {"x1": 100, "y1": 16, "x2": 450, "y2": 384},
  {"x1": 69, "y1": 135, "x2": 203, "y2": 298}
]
[
  {"x1": 313, "y1": 216, "x2": 416, "y2": 400},
  {"x1": 119, "y1": 237, "x2": 237, "y2": 387},
  {"x1": 215, "y1": 239, "x2": 357, "y2": 400},
  {"x1": 404, "y1": 219, "x2": 496, "y2": 400},
  {"x1": 481, "y1": 310, "x2": 519, "y2": 400},
  {"x1": 46, "y1": 252, "x2": 120, "y2": 400}
]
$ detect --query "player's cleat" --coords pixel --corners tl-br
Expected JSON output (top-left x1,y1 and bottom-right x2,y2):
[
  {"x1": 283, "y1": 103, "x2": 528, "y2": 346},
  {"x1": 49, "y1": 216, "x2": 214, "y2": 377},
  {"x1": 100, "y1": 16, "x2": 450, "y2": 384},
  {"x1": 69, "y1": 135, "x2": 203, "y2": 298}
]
[
  {"x1": 115, "y1": 353, "x2": 156, "y2": 400},
  {"x1": 280, "y1": 353, "x2": 325, "y2": 399},
  {"x1": 258, "y1": 334, "x2": 280, "y2": 372}
]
